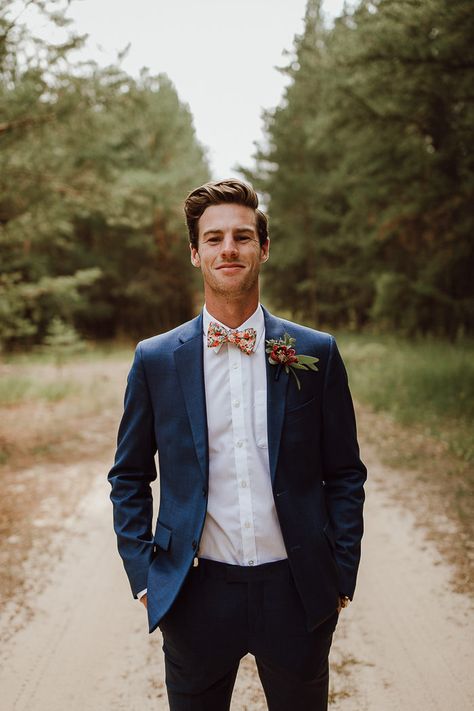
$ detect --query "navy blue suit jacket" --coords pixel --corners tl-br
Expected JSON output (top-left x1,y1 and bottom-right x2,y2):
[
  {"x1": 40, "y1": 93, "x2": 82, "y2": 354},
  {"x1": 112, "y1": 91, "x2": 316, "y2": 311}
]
[{"x1": 108, "y1": 307, "x2": 366, "y2": 633}]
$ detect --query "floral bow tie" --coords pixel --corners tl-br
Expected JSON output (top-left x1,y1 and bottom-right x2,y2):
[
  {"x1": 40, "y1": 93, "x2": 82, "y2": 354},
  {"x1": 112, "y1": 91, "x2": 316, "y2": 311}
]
[{"x1": 207, "y1": 321, "x2": 257, "y2": 356}]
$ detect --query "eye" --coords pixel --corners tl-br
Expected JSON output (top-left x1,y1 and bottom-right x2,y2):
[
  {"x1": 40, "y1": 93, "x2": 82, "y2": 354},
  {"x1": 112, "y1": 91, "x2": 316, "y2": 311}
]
[
  {"x1": 236, "y1": 235, "x2": 251, "y2": 242},
  {"x1": 206, "y1": 237, "x2": 221, "y2": 244}
]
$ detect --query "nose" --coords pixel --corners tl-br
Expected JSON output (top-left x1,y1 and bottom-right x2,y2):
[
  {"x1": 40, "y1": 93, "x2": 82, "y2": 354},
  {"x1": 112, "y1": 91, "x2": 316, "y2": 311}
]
[{"x1": 220, "y1": 234, "x2": 239, "y2": 259}]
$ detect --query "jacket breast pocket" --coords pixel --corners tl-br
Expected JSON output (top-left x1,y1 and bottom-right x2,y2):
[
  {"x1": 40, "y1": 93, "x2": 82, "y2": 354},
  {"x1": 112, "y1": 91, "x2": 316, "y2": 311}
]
[
  {"x1": 284, "y1": 396, "x2": 317, "y2": 426},
  {"x1": 283, "y1": 396, "x2": 318, "y2": 445}
]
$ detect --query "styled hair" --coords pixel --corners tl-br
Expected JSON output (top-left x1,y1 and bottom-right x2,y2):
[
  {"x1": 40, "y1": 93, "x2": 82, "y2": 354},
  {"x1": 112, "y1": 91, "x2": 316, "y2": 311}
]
[{"x1": 184, "y1": 179, "x2": 268, "y2": 249}]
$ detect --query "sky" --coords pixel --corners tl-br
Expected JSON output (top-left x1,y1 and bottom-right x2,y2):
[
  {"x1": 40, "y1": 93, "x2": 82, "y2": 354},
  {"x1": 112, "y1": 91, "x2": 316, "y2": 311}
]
[{"x1": 31, "y1": 0, "x2": 346, "y2": 178}]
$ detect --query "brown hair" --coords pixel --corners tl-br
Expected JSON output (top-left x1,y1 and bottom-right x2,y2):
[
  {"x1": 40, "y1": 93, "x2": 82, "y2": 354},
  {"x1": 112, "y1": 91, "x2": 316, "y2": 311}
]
[{"x1": 184, "y1": 179, "x2": 268, "y2": 249}]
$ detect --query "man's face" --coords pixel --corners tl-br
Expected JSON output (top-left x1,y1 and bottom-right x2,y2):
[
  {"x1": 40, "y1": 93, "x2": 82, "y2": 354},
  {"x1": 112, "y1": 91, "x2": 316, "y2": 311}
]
[{"x1": 190, "y1": 203, "x2": 269, "y2": 300}]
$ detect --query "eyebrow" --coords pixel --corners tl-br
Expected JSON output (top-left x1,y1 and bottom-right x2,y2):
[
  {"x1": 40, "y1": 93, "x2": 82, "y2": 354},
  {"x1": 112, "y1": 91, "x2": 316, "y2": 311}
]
[{"x1": 202, "y1": 226, "x2": 256, "y2": 237}]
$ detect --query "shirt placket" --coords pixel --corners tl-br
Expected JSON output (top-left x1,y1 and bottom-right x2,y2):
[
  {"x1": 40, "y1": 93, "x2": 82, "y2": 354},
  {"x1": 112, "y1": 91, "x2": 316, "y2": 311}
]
[{"x1": 228, "y1": 343, "x2": 258, "y2": 566}]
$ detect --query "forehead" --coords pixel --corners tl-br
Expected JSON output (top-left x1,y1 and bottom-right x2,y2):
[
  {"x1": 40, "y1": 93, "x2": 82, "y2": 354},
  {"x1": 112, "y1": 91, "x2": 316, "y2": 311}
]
[{"x1": 198, "y1": 203, "x2": 257, "y2": 236}]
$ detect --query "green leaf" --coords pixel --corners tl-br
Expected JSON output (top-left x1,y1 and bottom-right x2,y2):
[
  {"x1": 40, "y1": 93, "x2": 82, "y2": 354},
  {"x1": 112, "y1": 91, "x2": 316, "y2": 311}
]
[{"x1": 295, "y1": 354, "x2": 319, "y2": 367}]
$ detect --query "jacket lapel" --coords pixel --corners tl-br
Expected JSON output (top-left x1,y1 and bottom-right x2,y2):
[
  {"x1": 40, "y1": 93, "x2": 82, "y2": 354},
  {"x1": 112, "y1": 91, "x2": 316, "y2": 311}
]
[
  {"x1": 174, "y1": 313, "x2": 208, "y2": 484},
  {"x1": 263, "y1": 307, "x2": 289, "y2": 484}
]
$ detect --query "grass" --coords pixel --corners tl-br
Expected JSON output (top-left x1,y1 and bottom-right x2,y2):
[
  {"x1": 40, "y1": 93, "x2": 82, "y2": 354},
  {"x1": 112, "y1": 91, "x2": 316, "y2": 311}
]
[
  {"x1": 336, "y1": 334, "x2": 474, "y2": 464},
  {"x1": 0, "y1": 344, "x2": 133, "y2": 469},
  {"x1": 0, "y1": 342, "x2": 134, "y2": 407},
  {"x1": 333, "y1": 333, "x2": 473, "y2": 592},
  {"x1": 1, "y1": 341, "x2": 133, "y2": 366},
  {"x1": 0, "y1": 375, "x2": 80, "y2": 405},
  {"x1": 3, "y1": 335, "x2": 472, "y2": 462}
]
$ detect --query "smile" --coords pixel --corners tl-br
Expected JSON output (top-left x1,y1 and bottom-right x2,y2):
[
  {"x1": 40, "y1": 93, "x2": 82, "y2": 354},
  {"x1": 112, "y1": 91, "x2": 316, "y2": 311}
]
[{"x1": 216, "y1": 264, "x2": 245, "y2": 272}]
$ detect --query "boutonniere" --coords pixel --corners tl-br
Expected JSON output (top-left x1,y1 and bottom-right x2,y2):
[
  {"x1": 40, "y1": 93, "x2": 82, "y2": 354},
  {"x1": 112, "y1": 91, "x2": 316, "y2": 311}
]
[{"x1": 265, "y1": 333, "x2": 319, "y2": 390}]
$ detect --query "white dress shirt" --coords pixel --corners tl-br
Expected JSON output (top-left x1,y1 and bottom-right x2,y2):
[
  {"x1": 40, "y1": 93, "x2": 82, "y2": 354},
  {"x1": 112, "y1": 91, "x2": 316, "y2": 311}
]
[
  {"x1": 199, "y1": 303, "x2": 287, "y2": 565},
  {"x1": 138, "y1": 303, "x2": 287, "y2": 598}
]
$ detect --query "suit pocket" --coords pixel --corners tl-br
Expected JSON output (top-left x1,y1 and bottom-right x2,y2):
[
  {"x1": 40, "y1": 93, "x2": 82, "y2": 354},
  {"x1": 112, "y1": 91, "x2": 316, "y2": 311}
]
[
  {"x1": 284, "y1": 396, "x2": 317, "y2": 429},
  {"x1": 286, "y1": 396, "x2": 316, "y2": 415},
  {"x1": 284, "y1": 397, "x2": 318, "y2": 441},
  {"x1": 154, "y1": 520, "x2": 172, "y2": 551}
]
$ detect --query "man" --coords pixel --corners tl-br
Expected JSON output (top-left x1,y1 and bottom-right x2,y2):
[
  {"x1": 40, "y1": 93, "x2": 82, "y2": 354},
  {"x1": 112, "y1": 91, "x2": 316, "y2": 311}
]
[{"x1": 108, "y1": 179, "x2": 366, "y2": 710}]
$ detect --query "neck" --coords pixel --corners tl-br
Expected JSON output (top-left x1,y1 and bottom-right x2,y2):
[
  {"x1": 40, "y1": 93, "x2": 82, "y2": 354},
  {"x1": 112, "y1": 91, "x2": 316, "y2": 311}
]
[{"x1": 205, "y1": 293, "x2": 259, "y2": 329}]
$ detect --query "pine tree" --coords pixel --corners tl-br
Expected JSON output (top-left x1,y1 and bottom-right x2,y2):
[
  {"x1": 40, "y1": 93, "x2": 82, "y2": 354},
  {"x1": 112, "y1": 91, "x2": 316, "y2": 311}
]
[
  {"x1": 0, "y1": 1, "x2": 210, "y2": 350},
  {"x1": 249, "y1": 0, "x2": 474, "y2": 337}
]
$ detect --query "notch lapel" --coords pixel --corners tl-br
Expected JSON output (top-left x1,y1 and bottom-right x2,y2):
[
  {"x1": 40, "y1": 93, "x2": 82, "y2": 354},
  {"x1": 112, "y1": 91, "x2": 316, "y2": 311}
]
[
  {"x1": 263, "y1": 308, "x2": 289, "y2": 484},
  {"x1": 174, "y1": 314, "x2": 208, "y2": 484}
]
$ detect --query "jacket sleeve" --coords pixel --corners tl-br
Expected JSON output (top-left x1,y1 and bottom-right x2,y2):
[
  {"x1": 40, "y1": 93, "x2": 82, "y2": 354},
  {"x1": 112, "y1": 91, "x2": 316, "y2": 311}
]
[
  {"x1": 108, "y1": 343, "x2": 157, "y2": 597},
  {"x1": 321, "y1": 336, "x2": 367, "y2": 598}
]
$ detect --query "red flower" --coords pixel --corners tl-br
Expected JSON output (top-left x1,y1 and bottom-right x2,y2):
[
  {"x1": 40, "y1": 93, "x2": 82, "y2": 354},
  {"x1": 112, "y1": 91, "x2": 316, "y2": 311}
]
[
  {"x1": 266, "y1": 332, "x2": 319, "y2": 391},
  {"x1": 270, "y1": 344, "x2": 298, "y2": 365}
]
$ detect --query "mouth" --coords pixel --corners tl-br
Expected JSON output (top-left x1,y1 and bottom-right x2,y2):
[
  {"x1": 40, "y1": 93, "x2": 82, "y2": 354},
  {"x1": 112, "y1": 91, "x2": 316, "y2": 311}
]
[{"x1": 216, "y1": 263, "x2": 245, "y2": 273}]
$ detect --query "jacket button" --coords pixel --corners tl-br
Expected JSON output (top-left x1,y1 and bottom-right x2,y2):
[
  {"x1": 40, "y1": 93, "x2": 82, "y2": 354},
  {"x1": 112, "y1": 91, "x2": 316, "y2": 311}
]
[{"x1": 192, "y1": 540, "x2": 198, "y2": 550}]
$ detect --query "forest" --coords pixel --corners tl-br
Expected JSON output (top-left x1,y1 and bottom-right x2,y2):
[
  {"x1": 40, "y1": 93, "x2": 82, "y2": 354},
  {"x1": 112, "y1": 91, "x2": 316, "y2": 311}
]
[
  {"x1": 0, "y1": 0, "x2": 209, "y2": 349},
  {"x1": 248, "y1": 0, "x2": 473, "y2": 338},
  {"x1": 1, "y1": 0, "x2": 473, "y2": 350}
]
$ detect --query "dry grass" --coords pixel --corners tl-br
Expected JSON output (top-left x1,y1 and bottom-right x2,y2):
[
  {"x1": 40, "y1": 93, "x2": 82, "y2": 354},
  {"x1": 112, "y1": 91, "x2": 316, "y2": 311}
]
[
  {"x1": 339, "y1": 334, "x2": 474, "y2": 465},
  {"x1": 0, "y1": 354, "x2": 131, "y2": 468}
]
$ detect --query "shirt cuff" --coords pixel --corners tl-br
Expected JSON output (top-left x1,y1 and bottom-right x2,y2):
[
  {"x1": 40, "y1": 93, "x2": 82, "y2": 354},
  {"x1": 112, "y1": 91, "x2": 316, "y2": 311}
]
[{"x1": 137, "y1": 588, "x2": 147, "y2": 600}]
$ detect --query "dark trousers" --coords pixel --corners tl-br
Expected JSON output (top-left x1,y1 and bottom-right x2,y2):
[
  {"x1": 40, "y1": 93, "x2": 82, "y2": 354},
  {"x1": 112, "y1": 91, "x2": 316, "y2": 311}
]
[{"x1": 158, "y1": 558, "x2": 338, "y2": 711}]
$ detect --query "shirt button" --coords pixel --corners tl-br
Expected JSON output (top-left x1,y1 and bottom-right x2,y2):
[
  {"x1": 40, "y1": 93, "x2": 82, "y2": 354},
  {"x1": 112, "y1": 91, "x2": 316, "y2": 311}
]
[
  {"x1": 232, "y1": 362, "x2": 239, "y2": 370},
  {"x1": 236, "y1": 440, "x2": 243, "y2": 448},
  {"x1": 244, "y1": 521, "x2": 251, "y2": 528},
  {"x1": 240, "y1": 480, "x2": 247, "y2": 488},
  {"x1": 232, "y1": 399, "x2": 240, "y2": 408},
  {"x1": 248, "y1": 560, "x2": 254, "y2": 566}
]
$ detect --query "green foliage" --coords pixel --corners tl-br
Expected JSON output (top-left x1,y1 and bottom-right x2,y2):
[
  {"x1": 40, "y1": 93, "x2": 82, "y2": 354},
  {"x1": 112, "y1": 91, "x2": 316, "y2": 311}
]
[
  {"x1": 249, "y1": 0, "x2": 474, "y2": 337},
  {"x1": 41, "y1": 316, "x2": 85, "y2": 366},
  {"x1": 0, "y1": 1, "x2": 210, "y2": 350},
  {"x1": 0, "y1": 268, "x2": 101, "y2": 348},
  {"x1": 338, "y1": 333, "x2": 474, "y2": 463}
]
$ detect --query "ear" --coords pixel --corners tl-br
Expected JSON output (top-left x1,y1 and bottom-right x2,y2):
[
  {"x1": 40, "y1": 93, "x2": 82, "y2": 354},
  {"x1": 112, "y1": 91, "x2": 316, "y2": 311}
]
[
  {"x1": 260, "y1": 237, "x2": 270, "y2": 263},
  {"x1": 190, "y1": 244, "x2": 201, "y2": 267}
]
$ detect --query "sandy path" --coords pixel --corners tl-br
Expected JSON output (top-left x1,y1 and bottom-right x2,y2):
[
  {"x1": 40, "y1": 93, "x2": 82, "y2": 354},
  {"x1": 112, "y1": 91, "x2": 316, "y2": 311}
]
[
  {"x1": 328, "y1": 443, "x2": 474, "y2": 710},
  {"x1": 0, "y1": 445, "x2": 473, "y2": 710}
]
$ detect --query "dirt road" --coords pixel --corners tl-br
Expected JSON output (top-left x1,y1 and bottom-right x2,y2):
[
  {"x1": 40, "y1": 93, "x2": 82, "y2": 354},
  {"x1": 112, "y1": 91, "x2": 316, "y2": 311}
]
[{"x1": 1, "y1": 443, "x2": 473, "y2": 710}]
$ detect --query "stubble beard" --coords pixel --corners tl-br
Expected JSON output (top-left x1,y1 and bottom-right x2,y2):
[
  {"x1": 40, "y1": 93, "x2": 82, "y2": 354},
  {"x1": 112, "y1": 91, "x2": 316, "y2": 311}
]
[{"x1": 207, "y1": 266, "x2": 260, "y2": 300}]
